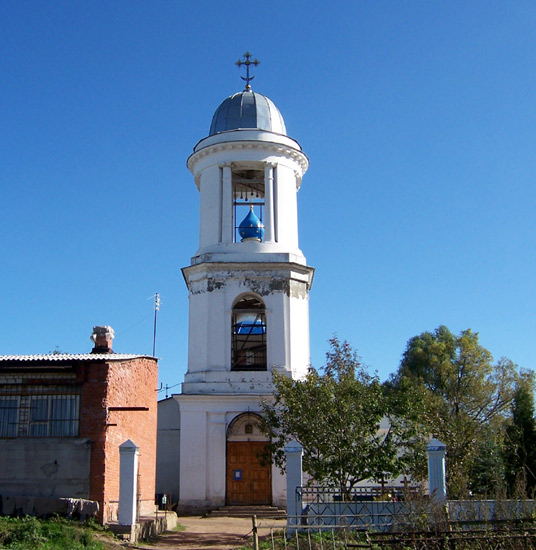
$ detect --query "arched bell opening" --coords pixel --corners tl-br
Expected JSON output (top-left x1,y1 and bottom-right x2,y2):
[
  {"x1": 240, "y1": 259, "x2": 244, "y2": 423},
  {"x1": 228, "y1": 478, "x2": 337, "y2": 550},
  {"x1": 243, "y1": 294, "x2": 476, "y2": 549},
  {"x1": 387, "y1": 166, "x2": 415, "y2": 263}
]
[
  {"x1": 231, "y1": 295, "x2": 267, "y2": 371},
  {"x1": 232, "y1": 166, "x2": 265, "y2": 243}
]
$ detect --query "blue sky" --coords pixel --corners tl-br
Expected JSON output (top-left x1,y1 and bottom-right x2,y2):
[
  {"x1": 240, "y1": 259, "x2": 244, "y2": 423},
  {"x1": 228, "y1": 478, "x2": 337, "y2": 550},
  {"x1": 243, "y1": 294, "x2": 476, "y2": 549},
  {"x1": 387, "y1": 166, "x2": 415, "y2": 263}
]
[{"x1": 1, "y1": 1, "x2": 535, "y2": 392}]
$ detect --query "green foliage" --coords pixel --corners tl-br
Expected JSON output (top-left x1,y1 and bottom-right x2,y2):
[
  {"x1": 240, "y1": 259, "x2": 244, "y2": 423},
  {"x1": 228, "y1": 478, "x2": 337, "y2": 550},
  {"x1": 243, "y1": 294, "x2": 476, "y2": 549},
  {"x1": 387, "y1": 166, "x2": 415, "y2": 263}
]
[
  {"x1": 468, "y1": 426, "x2": 507, "y2": 496},
  {"x1": 390, "y1": 325, "x2": 522, "y2": 497},
  {"x1": 0, "y1": 516, "x2": 109, "y2": 549},
  {"x1": 504, "y1": 373, "x2": 536, "y2": 496},
  {"x1": 260, "y1": 337, "x2": 426, "y2": 494}
]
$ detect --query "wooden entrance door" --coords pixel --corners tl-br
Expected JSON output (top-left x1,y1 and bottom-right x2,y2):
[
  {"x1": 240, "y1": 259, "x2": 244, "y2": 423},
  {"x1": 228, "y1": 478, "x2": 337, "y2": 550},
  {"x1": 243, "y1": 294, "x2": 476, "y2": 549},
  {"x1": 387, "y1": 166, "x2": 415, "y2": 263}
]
[{"x1": 226, "y1": 441, "x2": 271, "y2": 505}]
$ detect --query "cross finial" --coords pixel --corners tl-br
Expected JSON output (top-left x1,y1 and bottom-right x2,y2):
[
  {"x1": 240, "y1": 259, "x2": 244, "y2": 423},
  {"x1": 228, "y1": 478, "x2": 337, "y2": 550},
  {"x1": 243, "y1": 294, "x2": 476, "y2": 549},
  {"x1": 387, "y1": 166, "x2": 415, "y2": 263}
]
[{"x1": 236, "y1": 51, "x2": 260, "y2": 91}]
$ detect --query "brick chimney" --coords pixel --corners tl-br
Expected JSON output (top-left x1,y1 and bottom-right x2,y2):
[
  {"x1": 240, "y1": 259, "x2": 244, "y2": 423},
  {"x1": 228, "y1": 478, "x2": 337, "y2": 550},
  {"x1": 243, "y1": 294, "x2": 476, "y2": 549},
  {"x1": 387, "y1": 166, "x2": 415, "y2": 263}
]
[{"x1": 90, "y1": 326, "x2": 115, "y2": 353}]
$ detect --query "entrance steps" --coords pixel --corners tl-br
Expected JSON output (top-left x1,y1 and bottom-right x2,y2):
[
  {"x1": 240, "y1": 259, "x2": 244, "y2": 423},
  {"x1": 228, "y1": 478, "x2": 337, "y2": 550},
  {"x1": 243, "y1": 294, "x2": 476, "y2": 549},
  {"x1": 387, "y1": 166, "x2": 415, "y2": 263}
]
[{"x1": 210, "y1": 505, "x2": 286, "y2": 519}]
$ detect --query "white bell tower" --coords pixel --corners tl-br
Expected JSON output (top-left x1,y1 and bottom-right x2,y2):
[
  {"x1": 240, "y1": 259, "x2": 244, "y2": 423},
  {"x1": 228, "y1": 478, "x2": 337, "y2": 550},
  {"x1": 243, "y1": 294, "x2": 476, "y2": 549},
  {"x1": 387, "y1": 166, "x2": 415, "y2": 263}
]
[{"x1": 177, "y1": 54, "x2": 314, "y2": 510}]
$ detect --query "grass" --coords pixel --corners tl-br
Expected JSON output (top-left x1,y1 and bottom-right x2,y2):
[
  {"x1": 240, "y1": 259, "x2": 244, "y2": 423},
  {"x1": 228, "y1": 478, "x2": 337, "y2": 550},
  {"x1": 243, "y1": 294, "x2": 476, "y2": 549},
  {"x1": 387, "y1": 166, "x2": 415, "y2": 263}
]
[{"x1": 0, "y1": 516, "x2": 117, "y2": 549}]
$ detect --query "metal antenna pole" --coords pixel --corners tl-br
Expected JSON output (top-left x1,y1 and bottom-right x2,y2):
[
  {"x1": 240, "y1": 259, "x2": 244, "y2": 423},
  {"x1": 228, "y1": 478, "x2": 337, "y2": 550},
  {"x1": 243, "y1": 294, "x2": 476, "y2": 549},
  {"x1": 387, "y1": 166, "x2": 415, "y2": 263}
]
[{"x1": 152, "y1": 293, "x2": 160, "y2": 356}]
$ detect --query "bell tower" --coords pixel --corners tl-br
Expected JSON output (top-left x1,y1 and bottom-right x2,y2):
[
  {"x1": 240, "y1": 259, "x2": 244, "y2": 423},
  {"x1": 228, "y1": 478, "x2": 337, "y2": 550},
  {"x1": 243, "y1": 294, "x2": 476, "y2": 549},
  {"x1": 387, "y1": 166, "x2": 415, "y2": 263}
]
[{"x1": 177, "y1": 54, "x2": 314, "y2": 509}]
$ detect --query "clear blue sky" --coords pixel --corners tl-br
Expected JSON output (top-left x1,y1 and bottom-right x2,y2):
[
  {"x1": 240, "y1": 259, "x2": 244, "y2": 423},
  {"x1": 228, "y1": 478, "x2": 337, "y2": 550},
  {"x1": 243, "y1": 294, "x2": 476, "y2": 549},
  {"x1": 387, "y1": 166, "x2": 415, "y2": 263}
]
[{"x1": 1, "y1": 1, "x2": 535, "y2": 392}]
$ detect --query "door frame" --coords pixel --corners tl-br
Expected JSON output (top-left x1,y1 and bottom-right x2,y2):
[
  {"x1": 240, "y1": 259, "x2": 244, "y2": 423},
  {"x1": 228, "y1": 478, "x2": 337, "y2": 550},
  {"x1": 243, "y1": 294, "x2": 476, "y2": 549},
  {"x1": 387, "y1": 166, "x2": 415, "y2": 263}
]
[{"x1": 226, "y1": 413, "x2": 272, "y2": 506}]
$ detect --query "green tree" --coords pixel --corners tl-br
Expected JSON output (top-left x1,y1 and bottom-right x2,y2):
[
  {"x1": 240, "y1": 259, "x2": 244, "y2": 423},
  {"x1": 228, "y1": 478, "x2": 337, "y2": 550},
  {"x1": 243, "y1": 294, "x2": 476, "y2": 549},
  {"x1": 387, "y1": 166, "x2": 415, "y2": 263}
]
[
  {"x1": 468, "y1": 425, "x2": 506, "y2": 496},
  {"x1": 260, "y1": 337, "x2": 426, "y2": 496},
  {"x1": 504, "y1": 373, "x2": 536, "y2": 496},
  {"x1": 390, "y1": 325, "x2": 520, "y2": 496}
]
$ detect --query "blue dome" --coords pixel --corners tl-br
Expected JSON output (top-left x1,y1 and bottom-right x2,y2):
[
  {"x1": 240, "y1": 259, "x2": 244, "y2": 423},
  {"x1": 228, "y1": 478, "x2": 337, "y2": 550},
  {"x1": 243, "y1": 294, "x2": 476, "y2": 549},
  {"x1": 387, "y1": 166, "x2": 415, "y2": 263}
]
[
  {"x1": 209, "y1": 91, "x2": 286, "y2": 136},
  {"x1": 238, "y1": 206, "x2": 264, "y2": 242}
]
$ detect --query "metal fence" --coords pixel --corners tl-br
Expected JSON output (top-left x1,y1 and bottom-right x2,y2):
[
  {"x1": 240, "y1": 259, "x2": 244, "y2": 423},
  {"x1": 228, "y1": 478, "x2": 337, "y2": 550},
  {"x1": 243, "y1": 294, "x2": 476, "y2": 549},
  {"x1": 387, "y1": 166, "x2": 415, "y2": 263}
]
[{"x1": 250, "y1": 518, "x2": 536, "y2": 550}]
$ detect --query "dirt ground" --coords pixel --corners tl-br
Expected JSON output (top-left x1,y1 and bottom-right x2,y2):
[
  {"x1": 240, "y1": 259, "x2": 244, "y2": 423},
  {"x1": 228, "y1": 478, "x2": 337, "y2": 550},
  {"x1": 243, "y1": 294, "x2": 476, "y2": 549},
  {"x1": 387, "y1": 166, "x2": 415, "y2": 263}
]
[{"x1": 132, "y1": 515, "x2": 287, "y2": 550}]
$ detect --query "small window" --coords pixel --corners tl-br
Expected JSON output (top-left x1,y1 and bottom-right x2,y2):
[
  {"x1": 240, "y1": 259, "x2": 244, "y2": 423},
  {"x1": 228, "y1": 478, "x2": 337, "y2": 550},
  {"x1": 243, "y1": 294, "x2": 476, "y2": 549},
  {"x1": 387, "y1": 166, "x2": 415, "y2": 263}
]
[{"x1": 232, "y1": 295, "x2": 267, "y2": 371}]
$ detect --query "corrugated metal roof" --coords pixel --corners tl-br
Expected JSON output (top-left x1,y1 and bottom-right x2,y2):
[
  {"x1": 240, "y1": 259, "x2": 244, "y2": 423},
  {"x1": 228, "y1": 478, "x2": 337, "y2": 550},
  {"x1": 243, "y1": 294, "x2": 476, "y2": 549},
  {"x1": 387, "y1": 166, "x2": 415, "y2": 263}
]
[{"x1": 0, "y1": 353, "x2": 153, "y2": 362}]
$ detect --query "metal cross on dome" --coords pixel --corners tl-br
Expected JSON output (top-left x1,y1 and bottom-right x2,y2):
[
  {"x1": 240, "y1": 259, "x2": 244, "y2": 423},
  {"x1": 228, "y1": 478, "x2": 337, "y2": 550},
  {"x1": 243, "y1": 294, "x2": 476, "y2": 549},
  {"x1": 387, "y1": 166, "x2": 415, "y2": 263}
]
[{"x1": 236, "y1": 52, "x2": 260, "y2": 90}]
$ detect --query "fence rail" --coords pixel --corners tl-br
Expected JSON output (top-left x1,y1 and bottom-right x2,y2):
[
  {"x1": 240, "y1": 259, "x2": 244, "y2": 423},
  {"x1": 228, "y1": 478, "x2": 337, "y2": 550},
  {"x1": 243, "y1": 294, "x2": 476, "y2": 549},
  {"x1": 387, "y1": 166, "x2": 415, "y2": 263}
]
[
  {"x1": 299, "y1": 484, "x2": 418, "y2": 505},
  {"x1": 252, "y1": 520, "x2": 536, "y2": 550}
]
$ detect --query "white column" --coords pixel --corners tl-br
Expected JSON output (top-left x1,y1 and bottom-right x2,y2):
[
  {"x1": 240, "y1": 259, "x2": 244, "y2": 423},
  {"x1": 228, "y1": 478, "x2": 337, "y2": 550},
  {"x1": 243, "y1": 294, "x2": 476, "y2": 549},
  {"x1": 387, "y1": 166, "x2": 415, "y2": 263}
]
[
  {"x1": 118, "y1": 439, "x2": 139, "y2": 525},
  {"x1": 207, "y1": 412, "x2": 227, "y2": 505},
  {"x1": 221, "y1": 165, "x2": 233, "y2": 243},
  {"x1": 264, "y1": 164, "x2": 275, "y2": 243},
  {"x1": 285, "y1": 440, "x2": 303, "y2": 531},
  {"x1": 427, "y1": 438, "x2": 447, "y2": 501}
]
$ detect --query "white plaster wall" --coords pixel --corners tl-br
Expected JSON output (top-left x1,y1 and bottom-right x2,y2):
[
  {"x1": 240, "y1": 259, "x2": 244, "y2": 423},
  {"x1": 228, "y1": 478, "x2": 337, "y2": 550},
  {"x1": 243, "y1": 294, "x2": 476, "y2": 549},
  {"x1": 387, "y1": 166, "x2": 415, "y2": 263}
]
[
  {"x1": 177, "y1": 394, "x2": 287, "y2": 509},
  {"x1": 177, "y1": 403, "x2": 209, "y2": 506},
  {"x1": 207, "y1": 412, "x2": 226, "y2": 503},
  {"x1": 183, "y1": 263, "x2": 313, "y2": 391},
  {"x1": 207, "y1": 290, "x2": 227, "y2": 370},
  {"x1": 274, "y1": 164, "x2": 300, "y2": 250},
  {"x1": 263, "y1": 290, "x2": 289, "y2": 372},
  {"x1": 198, "y1": 165, "x2": 221, "y2": 250},
  {"x1": 155, "y1": 398, "x2": 181, "y2": 503},
  {"x1": 272, "y1": 464, "x2": 287, "y2": 508},
  {"x1": 186, "y1": 289, "x2": 227, "y2": 375},
  {"x1": 186, "y1": 290, "x2": 209, "y2": 373},
  {"x1": 288, "y1": 293, "x2": 312, "y2": 379}
]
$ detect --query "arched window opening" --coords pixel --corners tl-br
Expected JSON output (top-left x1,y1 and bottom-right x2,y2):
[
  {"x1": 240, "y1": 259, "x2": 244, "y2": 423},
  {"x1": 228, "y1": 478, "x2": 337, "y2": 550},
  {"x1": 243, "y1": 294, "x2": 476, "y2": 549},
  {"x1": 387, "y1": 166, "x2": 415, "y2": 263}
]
[
  {"x1": 231, "y1": 296, "x2": 267, "y2": 371},
  {"x1": 232, "y1": 167, "x2": 265, "y2": 243}
]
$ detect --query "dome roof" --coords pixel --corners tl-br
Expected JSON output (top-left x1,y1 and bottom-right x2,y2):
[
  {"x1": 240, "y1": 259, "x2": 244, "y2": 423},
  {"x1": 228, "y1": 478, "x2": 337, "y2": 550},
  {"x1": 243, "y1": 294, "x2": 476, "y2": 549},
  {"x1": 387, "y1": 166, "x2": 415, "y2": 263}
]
[
  {"x1": 238, "y1": 205, "x2": 264, "y2": 242},
  {"x1": 209, "y1": 91, "x2": 286, "y2": 136}
]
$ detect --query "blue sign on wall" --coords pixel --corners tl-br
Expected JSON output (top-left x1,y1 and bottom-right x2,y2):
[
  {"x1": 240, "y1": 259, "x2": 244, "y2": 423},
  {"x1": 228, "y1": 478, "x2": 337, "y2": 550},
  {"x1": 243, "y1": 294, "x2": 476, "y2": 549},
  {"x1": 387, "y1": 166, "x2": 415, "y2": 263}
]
[{"x1": 233, "y1": 469, "x2": 242, "y2": 481}]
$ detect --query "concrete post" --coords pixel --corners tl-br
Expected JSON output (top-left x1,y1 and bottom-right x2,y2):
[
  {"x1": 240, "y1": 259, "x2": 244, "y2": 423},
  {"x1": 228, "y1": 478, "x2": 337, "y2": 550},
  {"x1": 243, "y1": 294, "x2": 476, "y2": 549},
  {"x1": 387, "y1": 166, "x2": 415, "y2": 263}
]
[
  {"x1": 427, "y1": 438, "x2": 447, "y2": 501},
  {"x1": 118, "y1": 439, "x2": 139, "y2": 525},
  {"x1": 285, "y1": 440, "x2": 303, "y2": 531}
]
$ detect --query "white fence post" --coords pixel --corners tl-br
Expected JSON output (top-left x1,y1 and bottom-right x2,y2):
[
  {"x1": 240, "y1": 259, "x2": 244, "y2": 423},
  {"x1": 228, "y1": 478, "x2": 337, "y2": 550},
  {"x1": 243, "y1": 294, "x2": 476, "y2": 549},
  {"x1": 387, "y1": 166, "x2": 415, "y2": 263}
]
[
  {"x1": 427, "y1": 438, "x2": 447, "y2": 501},
  {"x1": 118, "y1": 439, "x2": 139, "y2": 526},
  {"x1": 285, "y1": 440, "x2": 303, "y2": 532}
]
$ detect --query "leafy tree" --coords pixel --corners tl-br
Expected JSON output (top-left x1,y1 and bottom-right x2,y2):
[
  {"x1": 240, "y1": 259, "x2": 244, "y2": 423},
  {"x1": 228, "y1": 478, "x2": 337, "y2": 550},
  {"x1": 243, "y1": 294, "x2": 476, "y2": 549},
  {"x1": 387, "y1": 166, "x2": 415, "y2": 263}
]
[
  {"x1": 389, "y1": 325, "x2": 520, "y2": 496},
  {"x1": 468, "y1": 425, "x2": 506, "y2": 496},
  {"x1": 260, "y1": 337, "x2": 426, "y2": 496},
  {"x1": 503, "y1": 373, "x2": 536, "y2": 496}
]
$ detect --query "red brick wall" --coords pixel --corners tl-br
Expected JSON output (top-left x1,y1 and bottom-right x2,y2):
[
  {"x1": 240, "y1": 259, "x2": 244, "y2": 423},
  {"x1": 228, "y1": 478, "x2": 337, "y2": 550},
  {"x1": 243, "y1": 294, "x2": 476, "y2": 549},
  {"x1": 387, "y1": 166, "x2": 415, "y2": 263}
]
[
  {"x1": 80, "y1": 361, "x2": 108, "y2": 515},
  {"x1": 80, "y1": 357, "x2": 158, "y2": 523}
]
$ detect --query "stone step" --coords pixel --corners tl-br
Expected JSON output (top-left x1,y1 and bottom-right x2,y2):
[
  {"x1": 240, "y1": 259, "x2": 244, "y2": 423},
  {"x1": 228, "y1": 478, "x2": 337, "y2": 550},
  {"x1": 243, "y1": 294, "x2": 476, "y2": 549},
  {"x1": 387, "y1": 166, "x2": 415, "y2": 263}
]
[{"x1": 210, "y1": 505, "x2": 286, "y2": 518}]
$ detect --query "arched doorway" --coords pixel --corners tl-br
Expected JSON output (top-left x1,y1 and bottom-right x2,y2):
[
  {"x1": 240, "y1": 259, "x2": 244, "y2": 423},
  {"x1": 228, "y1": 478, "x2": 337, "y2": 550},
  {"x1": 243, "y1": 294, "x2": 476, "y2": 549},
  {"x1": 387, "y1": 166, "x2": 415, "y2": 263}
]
[{"x1": 226, "y1": 413, "x2": 272, "y2": 506}]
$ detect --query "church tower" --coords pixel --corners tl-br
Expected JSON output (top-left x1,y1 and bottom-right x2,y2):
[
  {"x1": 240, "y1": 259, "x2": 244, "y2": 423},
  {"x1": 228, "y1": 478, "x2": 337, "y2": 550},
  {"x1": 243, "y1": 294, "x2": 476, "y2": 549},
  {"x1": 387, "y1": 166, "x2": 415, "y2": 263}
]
[{"x1": 177, "y1": 54, "x2": 313, "y2": 509}]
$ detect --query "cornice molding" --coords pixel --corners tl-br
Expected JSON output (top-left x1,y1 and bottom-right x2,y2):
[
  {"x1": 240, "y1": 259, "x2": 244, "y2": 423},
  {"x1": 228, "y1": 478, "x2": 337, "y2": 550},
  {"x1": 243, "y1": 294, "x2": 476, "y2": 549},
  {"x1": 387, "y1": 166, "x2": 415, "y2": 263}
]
[{"x1": 187, "y1": 140, "x2": 309, "y2": 174}]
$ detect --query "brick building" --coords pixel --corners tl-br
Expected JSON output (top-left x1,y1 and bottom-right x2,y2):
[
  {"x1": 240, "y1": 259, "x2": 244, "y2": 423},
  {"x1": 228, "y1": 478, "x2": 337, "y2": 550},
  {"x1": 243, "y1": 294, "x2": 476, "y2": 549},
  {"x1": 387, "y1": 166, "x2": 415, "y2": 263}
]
[{"x1": 0, "y1": 326, "x2": 158, "y2": 523}]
